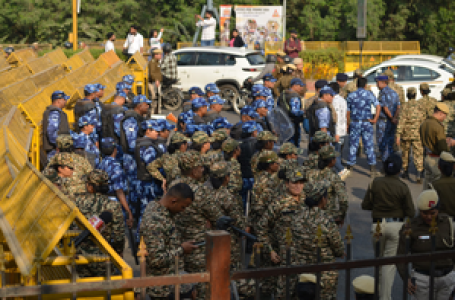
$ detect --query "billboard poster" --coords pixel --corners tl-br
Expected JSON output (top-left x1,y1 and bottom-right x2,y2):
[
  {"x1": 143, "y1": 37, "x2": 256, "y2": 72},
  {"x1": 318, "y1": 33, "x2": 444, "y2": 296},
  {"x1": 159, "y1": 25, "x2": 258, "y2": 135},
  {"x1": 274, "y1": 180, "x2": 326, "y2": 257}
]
[
  {"x1": 219, "y1": 5, "x2": 232, "y2": 46},
  {"x1": 234, "y1": 6, "x2": 283, "y2": 49}
]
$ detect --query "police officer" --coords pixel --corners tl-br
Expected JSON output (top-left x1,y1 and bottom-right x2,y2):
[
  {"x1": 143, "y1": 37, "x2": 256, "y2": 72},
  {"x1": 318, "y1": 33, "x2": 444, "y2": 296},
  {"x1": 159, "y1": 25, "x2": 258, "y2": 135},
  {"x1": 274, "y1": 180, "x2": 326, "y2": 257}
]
[
  {"x1": 170, "y1": 150, "x2": 205, "y2": 190},
  {"x1": 204, "y1": 83, "x2": 220, "y2": 99},
  {"x1": 42, "y1": 90, "x2": 70, "y2": 164},
  {"x1": 376, "y1": 75, "x2": 400, "y2": 164},
  {"x1": 305, "y1": 131, "x2": 333, "y2": 170},
  {"x1": 98, "y1": 137, "x2": 134, "y2": 228},
  {"x1": 397, "y1": 189, "x2": 455, "y2": 300},
  {"x1": 431, "y1": 152, "x2": 455, "y2": 219},
  {"x1": 47, "y1": 152, "x2": 75, "y2": 196},
  {"x1": 419, "y1": 83, "x2": 438, "y2": 118},
  {"x1": 222, "y1": 138, "x2": 242, "y2": 195},
  {"x1": 122, "y1": 75, "x2": 136, "y2": 106},
  {"x1": 279, "y1": 78, "x2": 305, "y2": 147},
  {"x1": 272, "y1": 50, "x2": 286, "y2": 80},
  {"x1": 177, "y1": 111, "x2": 194, "y2": 133},
  {"x1": 383, "y1": 69, "x2": 405, "y2": 105},
  {"x1": 396, "y1": 87, "x2": 426, "y2": 182},
  {"x1": 308, "y1": 86, "x2": 337, "y2": 141},
  {"x1": 274, "y1": 64, "x2": 296, "y2": 98},
  {"x1": 204, "y1": 95, "x2": 225, "y2": 123},
  {"x1": 191, "y1": 97, "x2": 209, "y2": 125},
  {"x1": 262, "y1": 73, "x2": 278, "y2": 111},
  {"x1": 252, "y1": 97, "x2": 274, "y2": 133},
  {"x1": 362, "y1": 154, "x2": 415, "y2": 300},
  {"x1": 212, "y1": 117, "x2": 233, "y2": 134},
  {"x1": 352, "y1": 275, "x2": 374, "y2": 300},
  {"x1": 251, "y1": 131, "x2": 277, "y2": 177},
  {"x1": 420, "y1": 102, "x2": 451, "y2": 189},
  {"x1": 183, "y1": 87, "x2": 205, "y2": 112},
  {"x1": 238, "y1": 121, "x2": 258, "y2": 206},
  {"x1": 74, "y1": 84, "x2": 101, "y2": 141},
  {"x1": 230, "y1": 106, "x2": 253, "y2": 140},
  {"x1": 336, "y1": 73, "x2": 348, "y2": 98},
  {"x1": 116, "y1": 82, "x2": 133, "y2": 109},
  {"x1": 148, "y1": 48, "x2": 162, "y2": 103},
  {"x1": 139, "y1": 183, "x2": 197, "y2": 299},
  {"x1": 346, "y1": 78, "x2": 380, "y2": 176},
  {"x1": 71, "y1": 116, "x2": 100, "y2": 167}
]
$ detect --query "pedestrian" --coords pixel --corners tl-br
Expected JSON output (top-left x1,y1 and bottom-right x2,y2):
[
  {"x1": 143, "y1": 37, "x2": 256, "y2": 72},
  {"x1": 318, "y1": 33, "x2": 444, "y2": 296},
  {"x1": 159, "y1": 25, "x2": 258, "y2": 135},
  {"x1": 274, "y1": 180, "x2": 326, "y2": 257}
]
[
  {"x1": 420, "y1": 102, "x2": 451, "y2": 189},
  {"x1": 308, "y1": 86, "x2": 338, "y2": 141},
  {"x1": 203, "y1": 95, "x2": 225, "y2": 123},
  {"x1": 42, "y1": 91, "x2": 70, "y2": 164},
  {"x1": 419, "y1": 83, "x2": 438, "y2": 118},
  {"x1": 183, "y1": 87, "x2": 205, "y2": 113},
  {"x1": 346, "y1": 78, "x2": 380, "y2": 176},
  {"x1": 375, "y1": 75, "x2": 400, "y2": 164},
  {"x1": 383, "y1": 69, "x2": 405, "y2": 105},
  {"x1": 352, "y1": 275, "x2": 374, "y2": 300},
  {"x1": 278, "y1": 78, "x2": 305, "y2": 147},
  {"x1": 230, "y1": 29, "x2": 245, "y2": 47},
  {"x1": 329, "y1": 82, "x2": 350, "y2": 179},
  {"x1": 361, "y1": 154, "x2": 415, "y2": 300},
  {"x1": 161, "y1": 43, "x2": 178, "y2": 86},
  {"x1": 396, "y1": 87, "x2": 426, "y2": 182},
  {"x1": 149, "y1": 28, "x2": 164, "y2": 51},
  {"x1": 139, "y1": 183, "x2": 197, "y2": 299},
  {"x1": 396, "y1": 189, "x2": 455, "y2": 300},
  {"x1": 147, "y1": 48, "x2": 162, "y2": 103},
  {"x1": 284, "y1": 30, "x2": 301, "y2": 59},
  {"x1": 431, "y1": 151, "x2": 455, "y2": 219},
  {"x1": 195, "y1": 10, "x2": 217, "y2": 46},
  {"x1": 71, "y1": 116, "x2": 100, "y2": 167},
  {"x1": 105, "y1": 32, "x2": 116, "y2": 52},
  {"x1": 292, "y1": 180, "x2": 345, "y2": 300},
  {"x1": 123, "y1": 25, "x2": 144, "y2": 60},
  {"x1": 251, "y1": 131, "x2": 277, "y2": 178},
  {"x1": 222, "y1": 138, "x2": 243, "y2": 195}
]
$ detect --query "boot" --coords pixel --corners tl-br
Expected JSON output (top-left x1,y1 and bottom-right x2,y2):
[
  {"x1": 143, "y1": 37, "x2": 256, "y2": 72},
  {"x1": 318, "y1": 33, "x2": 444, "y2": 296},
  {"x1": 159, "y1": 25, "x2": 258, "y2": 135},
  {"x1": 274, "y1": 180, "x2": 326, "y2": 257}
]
[
  {"x1": 401, "y1": 169, "x2": 409, "y2": 180},
  {"x1": 416, "y1": 171, "x2": 423, "y2": 184},
  {"x1": 370, "y1": 165, "x2": 378, "y2": 178}
]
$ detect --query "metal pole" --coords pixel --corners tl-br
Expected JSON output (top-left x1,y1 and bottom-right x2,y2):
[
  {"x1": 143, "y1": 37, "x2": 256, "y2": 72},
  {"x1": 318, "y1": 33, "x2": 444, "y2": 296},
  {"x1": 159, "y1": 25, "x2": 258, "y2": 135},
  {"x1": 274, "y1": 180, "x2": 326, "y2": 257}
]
[
  {"x1": 359, "y1": 39, "x2": 364, "y2": 70},
  {"x1": 282, "y1": 0, "x2": 286, "y2": 41},
  {"x1": 344, "y1": 225, "x2": 353, "y2": 300},
  {"x1": 373, "y1": 221, "x2": 381, "y2": 300},
  {"x1": 72, "y1": 0, "x2": 78, "y2": 51},
  {"x1": 402, "y1": 220, "x2": 411, "y2": 300}
]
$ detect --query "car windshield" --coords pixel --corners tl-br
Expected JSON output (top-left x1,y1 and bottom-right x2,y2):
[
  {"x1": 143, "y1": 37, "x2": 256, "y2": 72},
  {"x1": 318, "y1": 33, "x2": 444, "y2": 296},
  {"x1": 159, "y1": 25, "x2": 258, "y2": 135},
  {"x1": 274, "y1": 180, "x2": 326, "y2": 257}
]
[{"x1": 246, "y1": 53, "x2": 265, "y2": 65}]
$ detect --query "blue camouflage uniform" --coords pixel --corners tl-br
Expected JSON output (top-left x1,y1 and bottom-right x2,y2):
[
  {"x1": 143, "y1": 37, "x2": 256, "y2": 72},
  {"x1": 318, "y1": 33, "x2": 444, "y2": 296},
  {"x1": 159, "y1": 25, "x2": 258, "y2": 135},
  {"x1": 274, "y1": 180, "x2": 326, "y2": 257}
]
[
  {"x1": 93, "y1": 83, "x2": 106, "y2": 134},
  {"x1": 46, "y1": 91, "x2": 70, "y2": 160},
  {"x1": 263, "y1": 73, "x2": 278, "y2": 111},
  {"x1": 286, "y1": 79, "x2": 305, "y2": 147},
  {"x1": 346, "y1": 88, "x2": 379, "y2": 166},
  {"x1": 97, "y1": 138, "x2": 128, "y2": 199},
  {"x1": 111, "y1": 91, "x2": 128, "y2": 161},
  {"x1": 377, "y1": 84, "x2": 400, "y2": 161},
  {"x1": 212, "y1": 117, "x2": 233, "y2": 130},
  {"x1": 79, "y1": 84, "x2": 102, "y2": 141},
  {"x1": 71, "y1": 116, "x2": 100, "y2": 166}
]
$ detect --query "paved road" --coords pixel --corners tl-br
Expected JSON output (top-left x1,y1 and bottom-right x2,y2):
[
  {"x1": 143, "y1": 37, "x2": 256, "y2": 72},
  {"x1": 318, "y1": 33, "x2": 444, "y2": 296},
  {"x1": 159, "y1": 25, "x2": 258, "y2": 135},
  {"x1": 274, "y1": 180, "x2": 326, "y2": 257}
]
[{"x1": 124, "y1": 108, "x2": 423, "y2": 298}]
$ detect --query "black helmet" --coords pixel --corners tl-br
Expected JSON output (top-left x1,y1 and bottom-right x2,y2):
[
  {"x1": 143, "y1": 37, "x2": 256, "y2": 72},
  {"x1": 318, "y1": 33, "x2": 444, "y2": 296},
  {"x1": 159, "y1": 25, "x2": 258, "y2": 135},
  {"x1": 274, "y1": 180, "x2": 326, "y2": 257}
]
[
  {"x1": 63, "y1": 41, "x2": 73, "y2": 49},
  {"x1": 4, "y1": 47, "x2": 14, "y2": 54},
  {"x1": 163, "y1": 43, "x2": 172, "y2": 53},
  {"x1": 283, "y1": 55, "x2": 291, "y2": 64},
  {"x1": 266, "y1": 54, "x2": 277, "y2": 63}
]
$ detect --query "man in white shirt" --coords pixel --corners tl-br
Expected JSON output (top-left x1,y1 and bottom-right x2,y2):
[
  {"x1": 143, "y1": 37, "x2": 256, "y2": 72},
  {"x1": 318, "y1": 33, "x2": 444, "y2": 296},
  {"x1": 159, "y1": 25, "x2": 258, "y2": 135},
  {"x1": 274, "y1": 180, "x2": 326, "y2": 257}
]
[
  {"x1": 195, "y1": 11, "x2": 216, "y2": 46},
  {"x1": 123, "y1": 25, "x2": 144, "y2": 60},
  {"x1": 105, "y1": 32, "x2": 116, "y2": 53}
]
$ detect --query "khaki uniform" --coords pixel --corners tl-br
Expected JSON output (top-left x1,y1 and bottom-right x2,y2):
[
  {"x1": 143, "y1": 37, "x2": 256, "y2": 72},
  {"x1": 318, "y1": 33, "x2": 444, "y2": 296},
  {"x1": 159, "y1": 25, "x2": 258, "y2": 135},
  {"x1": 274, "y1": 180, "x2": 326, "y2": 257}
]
[
  {"x1": 420, "y1": 116, "x2": 449, "y2": 189},
  {"x1": 148, "y1": 58, "x2": 162, "y2": 101},
  {"x1": 389, "y1": 82, "x2": 405, "y2": 105},
  {"x1": 432, "y1": 176, "x2": 455, "y2": 217},
  {"x1": 397, "y1": 214, "x2": 455, "y2": 300},
  {"x1": 340, "y1": 78, "x2": 371, "y2": 98},
  {"x1": 273, "y1": 74, "x2": 292, "y2": 98},
  {"x1": 272, "y1": 62, "x2": 285, "y2": 81},
  {"x1": 396, "y1": 98, "x2": 426, "y2": 172}
]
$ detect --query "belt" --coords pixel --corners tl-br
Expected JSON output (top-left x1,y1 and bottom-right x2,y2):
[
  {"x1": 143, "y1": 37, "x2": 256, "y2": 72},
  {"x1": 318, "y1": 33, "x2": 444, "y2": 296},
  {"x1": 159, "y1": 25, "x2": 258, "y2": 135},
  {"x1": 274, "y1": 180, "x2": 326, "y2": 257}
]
[
  {"x1": 415, "y1": 267, "x2": 453, "y2": 278},
  {"x1": 373, "y1": 218, "x2": 404, "y2": 223},
  {"x1": 428, "y1": 153, "x2": 440, "y2": 158},
  {"x1": 351, "y1": 119, "x2": 370, "y2": 122}
]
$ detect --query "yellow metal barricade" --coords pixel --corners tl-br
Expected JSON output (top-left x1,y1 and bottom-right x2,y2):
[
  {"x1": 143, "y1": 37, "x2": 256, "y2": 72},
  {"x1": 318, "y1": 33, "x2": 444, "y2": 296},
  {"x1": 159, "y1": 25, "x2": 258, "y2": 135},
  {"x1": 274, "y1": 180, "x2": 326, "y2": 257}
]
[
  {"x1": 26, "y1": 55, "x2": 55, "y2": 74},
  {"x1": 99, "y1": 50, "x2": 121, "y2": 67},
  {"x1": 7, "y1": 48, "x2": 37, "y2": 67},
  {"x1": 0, "y1": 78, "x2": 39, "y2": 117},
  {"x1": 62, "y1": 54, "x2": 85, "y2": 72},
  {"x1": 45, "y1": 48, "x2": 67, "y2": 65},
  {"x1": 0, "y1": 65, "x2": 32, "y2": 89},
  {"x1": 65, "y1": 63, "x2": 93, "y2": 88},
  {"x1": 0, "y1": 56, "x2": 10, "y2": 70},
  {"x1": 91, "y1": 57, "x2": 110, "y2": 76},
  {"x1": 264, "y1": 41, "x2": 284, "y2": 56},
  {"x1": 30, "y1": 65, "x2": 67, "y2": 89},
  {"x1": 126, "y1": 51, "x2": 148, "y2": 97},
  {"x1": 77, "y1": 49, "x2": 95, "y2": 64}
]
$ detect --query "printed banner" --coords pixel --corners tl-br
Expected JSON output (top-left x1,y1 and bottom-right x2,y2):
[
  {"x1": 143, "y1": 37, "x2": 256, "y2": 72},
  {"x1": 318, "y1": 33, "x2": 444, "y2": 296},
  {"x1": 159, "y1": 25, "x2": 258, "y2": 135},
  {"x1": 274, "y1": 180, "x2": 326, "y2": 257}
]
[
  {"x1": 219, "y1": 5, "x2": 232, "y2": 46},
  {"x1": 234, "y1": 5, "x2": 283, "y2": 49}
]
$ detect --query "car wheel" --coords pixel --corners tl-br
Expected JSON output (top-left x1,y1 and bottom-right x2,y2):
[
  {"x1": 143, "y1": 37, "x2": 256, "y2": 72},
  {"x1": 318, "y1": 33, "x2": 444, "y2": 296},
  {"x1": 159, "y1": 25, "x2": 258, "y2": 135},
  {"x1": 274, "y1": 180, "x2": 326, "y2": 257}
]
[
  {"x1": 219, "y1": 84, "x2": 239, "y2": 111},
  {"x1": 162, "y1": 88, "x2": 183, "y2": 111}
]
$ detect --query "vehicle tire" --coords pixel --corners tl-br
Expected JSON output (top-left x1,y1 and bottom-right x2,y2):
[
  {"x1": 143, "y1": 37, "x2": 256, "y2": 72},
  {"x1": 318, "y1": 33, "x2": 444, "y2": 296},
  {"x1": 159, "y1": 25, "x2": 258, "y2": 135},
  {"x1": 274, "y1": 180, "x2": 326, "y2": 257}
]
[
  {"x1": 162, "y1": 88, "x2": 183, "y2": 111},
  {"x1": 219, "y1": 84, "x2": 239, "y2": 111}
]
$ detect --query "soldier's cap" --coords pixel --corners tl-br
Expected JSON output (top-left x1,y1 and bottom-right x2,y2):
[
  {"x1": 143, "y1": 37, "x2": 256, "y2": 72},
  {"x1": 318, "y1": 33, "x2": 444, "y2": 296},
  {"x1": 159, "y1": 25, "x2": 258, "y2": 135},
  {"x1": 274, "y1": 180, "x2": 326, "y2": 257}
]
[
  {"x1": 420, "y1": 83, "x2": 431, "y2": 90},
  {"x1": 407, "y1": 87, "x2": 417, "y2": 95},
  {"x1": 141, "y1": 119, "x2": 162, "y2": 131},
  {"x1": 222, "y1": 138, "x2": 240, "y2": 152},
  {"x1": 87, "y1": 169, "x2": 109, "y2": 186},
  {"x1": 304, "y1": 180, "x2": 330, "y2": 199},
  {"x1": 279, "y1": 142, "x2": 304, "y2": 155},
  {"x1": 336, "y1": 73, "x2": 348, "y2": 82},
  {"x1": 170, "y1": 132, "x2": 190, "y2": 144},
  {"x1": 184, "y1": 124, "x2": 199, "y2": 136},
  {"x1": 441, "y1": 88, "x2": 452, "y2": 97},
  {"x1": 122, "y1": 75, "x2": 135, "y2": 84},
  {"x1": 290, "y1": 78, "x2": 305, "y2": 87},
  {"x1": 276, "y1": 50, "x2": 286, "y2": 57},
  {"x1": 189, "y1": 86, "x2": 205, "y2": 96},
  {"x1": 51, "y1": 90, "x2": 70, "y2": 101},
  {"x1": 315, "y1": 80, "x2": 328, "y2": 89},
  {"x1": 383, "y1": 69, "x2": 395, "y2": 79},
  {"x1": 440, "y1": 151, "x2": 455, "y2": 163},
  {"x1": 417, "y1": 190, "x2": 439, "y2": 211},
  {"x1": 352, "y1": 275, "x2": 374, "y2": 294},
  {"x1": 257, "y1": 130, "x2": 278, "y2": 141},
  {"x1": 78, "y1": 115, "x2": 97, "y2": 128},
  {"x1": 212, "y1": 129, "x2": 229, "y2": 141},
  {"x1": 204, "y1": 83, "x2": 220, "y2": 93},
  {"x1": 299, "y1": 274, "x2": 323, "y2": 287},
  {"x1": 435, "y1": 102, "x2": 450, "y2": 114},
  {"x1": 192, "y1": 131, "x2": 214, "y2": 144},
  {"x1": 313, "y1": 131, "x2": 335, "y2": 143},
  {"x1": 94, "y1": 83, "x2": 106, "y2": 90},
  {"x1": 178, "y1": 111, "x2": 193, "y2": 124},
  {"x1": 51, "y1": 152, "x2": 75, "y2": 169},
  {"x1": 319, "y1": 86, "x2": 336, "y2": 96},
  {"x1": 152, "y1": 48, "x2": 162, "y2": 54},
  {"x1": 285, "y1": 167, "x2": 307, "y2": 182},
  {"x1": 293, "y1": 58, "x2": 303, "y2": 65},
  {"x1": 179, "y1": 151, "x2": 203, "y2": 170},
  {"x1": 263, "y1": 73, "x2": 277, "y2": 82},
  {"x1": 252, "y1": 84, "x2": 264, "y2": 94},
  {"x1": 319, "y1": 145, "x2": 339, "y2": 160},
  {"x1": 252, "y1": 100, "x2": 267, "y2": 110},
  {"x1": 156, "y1": 119, "x2": 175, "y2": 131},
  {"x1": 192, "y1": 97, "x2": 209, "y2": 109},
  {"x1": 375, "y1": 75, "x2": 389, "y2": 81},
  {"x1": 72, "y1": 135, "x2": 87, "y2": 149},
  {"x1": 258, "y1": 150, "x2": 279, "y2": 163},
  {"x1": 210, "y1": 161, "x2": 230, "y2": 178},
  {"x1": 115, "y1": 91, "x2": 127, "y2": 98},
  {"x1": 84, "y1": 84, "x2": 99, "y2": 94},
  {"x1": 241, "y1": 106, "x2": 253, "y2": 116},
  {"x1": 116, "y1": 82, "x2": 131, "y2": 91},
  {"x1": 253, "y1": 89, "x2": 269, "y2": 98},
  {"x1": 101, "y1": 137, "x2": 116, "y2": 149},
  {"x1": 132, "y1": 95, "x2": 152, "y2": 105},
  {"x1": 44, "y1": 168, "x2": 59, "y2": 183},
  {"x1": 56, "y1": 134, "x2": 73, "y2": 150},
  {"x1": 208, "y1": 95, "x2": 225, "y2": 106},
  {"x1": 212, "y1": 117, "x2": 233, "y2": 129},
  {"x1": 354, "y1": 69, "x2": 363, "y2": 76},
  {"x1": 242, "y1": 121, "x2": 258, "y2": 134}
]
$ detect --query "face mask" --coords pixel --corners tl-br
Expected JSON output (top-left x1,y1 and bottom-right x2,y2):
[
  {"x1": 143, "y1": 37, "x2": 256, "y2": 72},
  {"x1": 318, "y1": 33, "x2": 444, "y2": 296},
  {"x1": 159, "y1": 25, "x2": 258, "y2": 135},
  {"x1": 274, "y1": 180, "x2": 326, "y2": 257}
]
[{"x1": 406, "y1": 93, "x2": 416, "y2": 99}]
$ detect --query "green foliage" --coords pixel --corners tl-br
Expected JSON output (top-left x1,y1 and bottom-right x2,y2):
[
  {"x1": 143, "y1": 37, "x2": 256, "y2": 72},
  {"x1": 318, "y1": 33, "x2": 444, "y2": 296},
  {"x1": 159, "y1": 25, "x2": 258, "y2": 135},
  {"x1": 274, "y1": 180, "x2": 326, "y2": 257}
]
[{"x1": 300, "y1": 48, "x2": 345, "y2": 79}]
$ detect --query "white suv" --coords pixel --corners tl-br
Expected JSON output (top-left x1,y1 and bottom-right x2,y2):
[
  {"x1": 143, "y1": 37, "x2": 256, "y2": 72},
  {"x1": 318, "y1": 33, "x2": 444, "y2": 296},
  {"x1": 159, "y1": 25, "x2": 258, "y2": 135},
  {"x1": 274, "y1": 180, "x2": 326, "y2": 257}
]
[{"x1": 173, "y1": 46, "x2": 264, "y2": 111}]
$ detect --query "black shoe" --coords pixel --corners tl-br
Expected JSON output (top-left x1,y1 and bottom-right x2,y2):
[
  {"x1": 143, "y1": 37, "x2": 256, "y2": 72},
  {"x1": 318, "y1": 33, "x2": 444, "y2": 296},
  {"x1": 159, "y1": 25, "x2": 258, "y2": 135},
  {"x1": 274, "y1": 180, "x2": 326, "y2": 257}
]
[
  {"x1": 417, "y1": 171, "x2": 423, "y2": 184},
  {"x1": 401, "y1": 169, "x2": 409, "y2": 179}
]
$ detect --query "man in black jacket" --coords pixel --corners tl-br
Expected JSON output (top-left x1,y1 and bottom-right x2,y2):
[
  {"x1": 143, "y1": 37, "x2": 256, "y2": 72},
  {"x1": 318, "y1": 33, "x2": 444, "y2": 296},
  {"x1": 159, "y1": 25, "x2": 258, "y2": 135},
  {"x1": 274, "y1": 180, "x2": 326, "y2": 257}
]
[{"x1": 232, "y1": 29, "x2": 245, "y2": 47}]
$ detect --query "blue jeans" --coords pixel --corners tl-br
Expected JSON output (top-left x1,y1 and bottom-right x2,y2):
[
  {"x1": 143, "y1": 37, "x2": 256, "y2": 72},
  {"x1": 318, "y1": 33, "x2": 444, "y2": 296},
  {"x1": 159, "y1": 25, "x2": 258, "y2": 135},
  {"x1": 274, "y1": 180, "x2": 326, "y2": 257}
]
[
  {"x1": 334, "y1": 136, "x2": 346, "y2": 173},
  {"x1": 201, "y1": 39, "x2": 215, "y2": 46}
]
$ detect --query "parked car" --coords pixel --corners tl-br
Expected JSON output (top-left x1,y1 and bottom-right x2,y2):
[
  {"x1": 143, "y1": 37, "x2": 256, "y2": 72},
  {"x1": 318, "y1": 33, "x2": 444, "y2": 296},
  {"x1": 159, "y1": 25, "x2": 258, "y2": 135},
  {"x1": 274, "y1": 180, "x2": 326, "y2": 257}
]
[
  {"x1": 172, "y1": 46, "x2": 264, "y2": 113},
  {"x1": 388, "y1": 54, "x2": 455, "y2": 74}
]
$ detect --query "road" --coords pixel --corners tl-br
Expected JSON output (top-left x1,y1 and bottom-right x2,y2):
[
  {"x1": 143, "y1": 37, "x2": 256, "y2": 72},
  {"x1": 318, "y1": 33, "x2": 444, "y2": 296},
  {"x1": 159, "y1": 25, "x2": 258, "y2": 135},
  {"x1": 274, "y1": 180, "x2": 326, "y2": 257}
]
[{"x1": 123, "y1": 108, "x2": 424, "y2": 298}]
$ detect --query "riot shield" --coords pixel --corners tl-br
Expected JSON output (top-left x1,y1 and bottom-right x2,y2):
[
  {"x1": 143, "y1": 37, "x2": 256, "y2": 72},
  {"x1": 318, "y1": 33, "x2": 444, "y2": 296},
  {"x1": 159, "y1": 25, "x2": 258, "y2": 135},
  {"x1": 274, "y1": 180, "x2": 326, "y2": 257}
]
[{"x1": 267, "y1": 106, "x2": 294, "y2": 145}]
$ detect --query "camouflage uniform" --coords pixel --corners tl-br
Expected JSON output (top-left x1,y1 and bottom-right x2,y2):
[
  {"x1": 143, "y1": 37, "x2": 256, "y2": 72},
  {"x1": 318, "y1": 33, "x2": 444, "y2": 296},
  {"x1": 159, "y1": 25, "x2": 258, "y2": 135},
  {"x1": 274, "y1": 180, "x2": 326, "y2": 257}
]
[
  {"x1": 74, "y1": 170, "x2": 125, "y2": 277},
  {"x1": 308, "y1": 146, "x2": 348, "y2": 223},
  {"x1": 139, "y1": 201, "x2": 185, "y2": 298},
  {"x1": 304, "y1": 131, "x2": 334, "y2": 170},
  {"x1": 291, "y1": 181, "x2": 345, "y2": 300},
  {"x1": 251, "y1": 131, "x2": 277, "y2": 178},
  {"x1": 383, "y1": 69, "x2": 405, "y2": 105},
  {"x1": 419, "y1": 83, "x2": 438, "y2": 118},
  {"x1": 396, "y1": 87, "x2": 425, "y2": 173}
]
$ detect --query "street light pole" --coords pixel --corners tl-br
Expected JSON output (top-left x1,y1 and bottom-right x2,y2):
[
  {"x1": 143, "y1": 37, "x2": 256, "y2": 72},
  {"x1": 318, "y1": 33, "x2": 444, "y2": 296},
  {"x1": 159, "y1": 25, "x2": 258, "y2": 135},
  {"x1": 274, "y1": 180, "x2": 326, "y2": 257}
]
[{"x1": 72, "y1": 0, "x2": 78, "y2": 51}]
